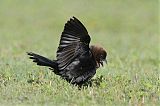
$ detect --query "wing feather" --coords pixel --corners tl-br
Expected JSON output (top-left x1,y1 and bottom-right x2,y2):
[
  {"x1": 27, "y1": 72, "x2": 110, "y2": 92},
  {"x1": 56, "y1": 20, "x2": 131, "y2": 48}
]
[{"x1": 56, "y1": 17, "x2": 90, "y2": 70}]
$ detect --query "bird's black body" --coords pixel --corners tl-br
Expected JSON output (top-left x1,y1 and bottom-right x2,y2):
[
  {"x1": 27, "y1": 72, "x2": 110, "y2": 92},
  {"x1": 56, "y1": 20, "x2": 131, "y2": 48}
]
[{"x1": 28, "y1": 17, "x2": 106, "y2": 85}]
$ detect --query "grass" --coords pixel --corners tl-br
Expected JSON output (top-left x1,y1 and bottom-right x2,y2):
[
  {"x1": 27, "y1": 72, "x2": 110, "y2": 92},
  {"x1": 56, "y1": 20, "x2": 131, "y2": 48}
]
[{"x1": 0, "y1": 0, "x2": 159, "y2": 105}]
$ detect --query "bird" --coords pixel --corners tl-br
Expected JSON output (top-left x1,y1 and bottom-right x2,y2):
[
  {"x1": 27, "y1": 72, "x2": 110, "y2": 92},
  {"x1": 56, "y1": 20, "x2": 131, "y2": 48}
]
[{"x1": 27, "y1": 17, "x2": 107, "y2": 85}]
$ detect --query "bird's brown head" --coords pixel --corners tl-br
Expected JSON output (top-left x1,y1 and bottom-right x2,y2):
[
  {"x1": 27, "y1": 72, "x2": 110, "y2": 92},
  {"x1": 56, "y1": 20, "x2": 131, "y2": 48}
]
[{"x1": 90, "y1": 45, "x2": 107, "y2": 68}]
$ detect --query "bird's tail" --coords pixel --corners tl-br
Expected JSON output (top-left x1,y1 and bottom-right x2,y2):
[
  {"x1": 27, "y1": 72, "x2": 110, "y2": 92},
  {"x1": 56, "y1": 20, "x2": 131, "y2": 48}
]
[{"x1": 27, "y1": 52, "x2": 58, "y2": 71}]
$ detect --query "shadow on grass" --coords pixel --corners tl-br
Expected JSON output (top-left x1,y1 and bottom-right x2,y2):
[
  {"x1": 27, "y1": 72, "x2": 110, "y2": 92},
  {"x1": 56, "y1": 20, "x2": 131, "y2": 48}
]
[
  {"x1": 77, "y1": 75, "x2": 104, "y2": 89},
  {"x1": 27, "y1": 74, "x2": 105, "y2": 89}
]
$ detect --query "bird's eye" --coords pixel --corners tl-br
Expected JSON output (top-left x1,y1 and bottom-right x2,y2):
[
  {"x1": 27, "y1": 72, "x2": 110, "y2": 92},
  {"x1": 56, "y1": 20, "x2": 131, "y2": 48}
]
[{"x1": 100, "y1": 55, "x2": 104, "y2": 59}]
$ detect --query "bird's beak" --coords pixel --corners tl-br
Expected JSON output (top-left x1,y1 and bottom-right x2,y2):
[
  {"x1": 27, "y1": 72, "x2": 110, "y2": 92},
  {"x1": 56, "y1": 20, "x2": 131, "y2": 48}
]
[
  {"x1": 100, "y1": 61, "x2": 103, "y2": 67},
  {"x1": 100, "y1": 59, "x2": 107, "y2": 67}
]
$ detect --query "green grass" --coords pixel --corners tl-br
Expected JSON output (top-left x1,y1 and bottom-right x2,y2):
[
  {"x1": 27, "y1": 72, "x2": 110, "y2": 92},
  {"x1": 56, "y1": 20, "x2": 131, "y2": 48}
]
[{"x1": 0, "y1": 0, "x2": 159, "y2": 105}]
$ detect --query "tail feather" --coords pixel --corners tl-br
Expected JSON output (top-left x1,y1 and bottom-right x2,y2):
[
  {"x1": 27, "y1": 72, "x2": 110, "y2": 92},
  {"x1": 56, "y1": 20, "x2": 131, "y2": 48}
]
[{"x1": 27, "y1": 52, "x2": 58, "y2": 71}]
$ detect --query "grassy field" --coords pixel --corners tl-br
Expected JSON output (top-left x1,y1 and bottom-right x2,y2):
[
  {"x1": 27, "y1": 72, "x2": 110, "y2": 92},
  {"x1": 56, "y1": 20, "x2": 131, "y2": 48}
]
[{"x1": 0, "y1": 0, "x2": 159, "y2": 105}]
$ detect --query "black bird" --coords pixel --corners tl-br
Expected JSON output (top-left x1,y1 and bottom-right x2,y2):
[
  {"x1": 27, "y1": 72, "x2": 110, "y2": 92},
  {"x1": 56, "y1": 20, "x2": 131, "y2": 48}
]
[{"x1": 27, "y1": 17, "x2": 107, "y2": 85}]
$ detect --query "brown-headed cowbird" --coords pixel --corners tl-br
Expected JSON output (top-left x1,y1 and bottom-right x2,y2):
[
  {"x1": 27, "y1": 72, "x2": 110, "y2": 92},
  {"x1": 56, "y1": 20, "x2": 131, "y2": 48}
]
[{"x1": 27, "y1": 17, "x2": 107, "y2": 85}]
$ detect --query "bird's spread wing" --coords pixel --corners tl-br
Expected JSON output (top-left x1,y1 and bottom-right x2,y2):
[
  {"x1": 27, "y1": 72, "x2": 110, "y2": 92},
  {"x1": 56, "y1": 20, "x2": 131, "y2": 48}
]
[{"x1": 56, "y1": 17, "x2": 91, "y2": 70}]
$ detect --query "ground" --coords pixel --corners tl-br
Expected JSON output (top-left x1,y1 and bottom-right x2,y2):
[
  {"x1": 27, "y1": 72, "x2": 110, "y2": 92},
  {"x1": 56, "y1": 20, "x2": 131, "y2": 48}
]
[{"x1": 0, "y1": 0, "x2": 159, "y2": 106}]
